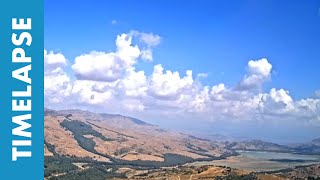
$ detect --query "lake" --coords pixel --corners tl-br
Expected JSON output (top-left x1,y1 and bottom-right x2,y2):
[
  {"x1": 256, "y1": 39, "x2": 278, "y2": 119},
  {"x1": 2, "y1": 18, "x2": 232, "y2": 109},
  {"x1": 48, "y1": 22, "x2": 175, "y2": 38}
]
[{"x1": 189, "y1": 150, "x2": 320, "y2": 172}]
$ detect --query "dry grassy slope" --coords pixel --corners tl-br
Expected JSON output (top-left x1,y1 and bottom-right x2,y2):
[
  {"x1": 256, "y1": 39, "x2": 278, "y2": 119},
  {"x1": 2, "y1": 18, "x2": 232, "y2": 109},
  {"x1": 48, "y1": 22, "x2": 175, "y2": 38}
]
[
  {"x1": 112, "y1": 165, "x2": 287, "y2": 180},
  {"x1": 113, "y1": 165, "x2": 296, "y2": 180},
  {"x1": 112, "y1": 164, "x2": 320, "y2": 180},
  {"x1": 276, "y1": 164, "x2": 320, "y2": 179},
  {"x1": 44, "y1": 109, "x2": 229, "y2": 162},
  {"x1": 44, "y1": 144, "x2": 53, "y2": 156},
  {"x1": 44, "y1": 114, "x2": 111, "y2": 162}
]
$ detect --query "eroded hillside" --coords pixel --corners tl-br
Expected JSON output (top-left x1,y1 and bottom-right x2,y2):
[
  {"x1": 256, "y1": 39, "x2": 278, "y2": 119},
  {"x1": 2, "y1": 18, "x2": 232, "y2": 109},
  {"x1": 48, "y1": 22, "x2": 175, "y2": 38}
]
[
  {"x1": 44, "y1": 109, "x2": 320, "y2": 180},
  {"x1": 45, "y1": 109, "x2": 234, "y2": 165}
]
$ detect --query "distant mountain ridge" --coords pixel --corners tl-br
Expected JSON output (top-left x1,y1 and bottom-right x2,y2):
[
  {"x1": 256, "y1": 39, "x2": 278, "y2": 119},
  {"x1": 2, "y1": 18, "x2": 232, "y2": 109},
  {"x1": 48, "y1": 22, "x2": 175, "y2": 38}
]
[
  {"x1": 47, "y1": 109, "x2": 152, "y2": 126},
  {"x1": 312, "y1": 138, "x2": 320, "y2": 144},
  {"x1": 226, "y1": 139, "x2": 320, "y2": 155},
  {"x1": 44, "y1": 108, "x2": 320, "y2": 179},
  {"x1": 45, "y1": 108, "x2": 320, "y2": 156}
]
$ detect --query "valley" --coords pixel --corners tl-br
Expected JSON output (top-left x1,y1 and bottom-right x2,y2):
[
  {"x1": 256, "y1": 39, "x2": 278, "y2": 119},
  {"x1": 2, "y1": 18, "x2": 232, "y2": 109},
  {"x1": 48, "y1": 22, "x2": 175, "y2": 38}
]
[
  {"x1": 190, "y1": 150, "x2": 320, "y2": 171},
  {"x1": 44, "y1": 109, "x2": 320, "y2": 179}
]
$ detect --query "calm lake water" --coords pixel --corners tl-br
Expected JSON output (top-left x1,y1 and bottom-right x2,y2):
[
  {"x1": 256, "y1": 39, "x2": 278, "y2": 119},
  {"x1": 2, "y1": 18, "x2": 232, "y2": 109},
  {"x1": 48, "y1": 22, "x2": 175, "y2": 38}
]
[{"x1": 189, "y1": 151, "x2": 320, "y2": 172}]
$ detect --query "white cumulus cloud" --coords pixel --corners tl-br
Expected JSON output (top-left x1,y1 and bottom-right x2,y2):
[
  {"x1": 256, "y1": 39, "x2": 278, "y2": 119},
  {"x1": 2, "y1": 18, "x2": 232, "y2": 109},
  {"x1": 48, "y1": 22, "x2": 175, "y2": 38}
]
[
  {"x1": 44, "y1": 32, "x2": 320, "y2": 127},
  {"x1": 72, "y1": 32, "x2": 160, "y2": 82},
  {"x1": 237, "y1": 58, "x2": 272, "y2": 91},
  {"x1": 148, "y1": 64, "x2": 194, "y2": 100},
  {"x1": 44, "y1": 50, "x2": 67, "y2": 74}
]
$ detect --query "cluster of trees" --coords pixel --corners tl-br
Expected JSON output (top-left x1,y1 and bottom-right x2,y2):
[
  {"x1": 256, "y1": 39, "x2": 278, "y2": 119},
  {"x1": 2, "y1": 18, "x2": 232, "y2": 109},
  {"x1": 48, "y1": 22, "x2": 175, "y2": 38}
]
[
  {"x1": 45, "y1": 156, "x2": 78, "y2": 178},
  {"x1": 45, "y1": 140, "x2": 59, "y2": 156},
  {"x1": 60, "y1": 119, "x2": 198, "y2": 168},
  {"x1": 45, "y1": 118, "x2": 252, "y2": 179},
  {"x1": 60, "y1": 119, "x2": 113, "y2": 141},
  {"x1": 45, "y1": 156, "x2": 127, "y2": 179},
  {"x1": 60, "y1": 119, "x2": 115, "y2": 159},
  {"x1": 109, "y1": 153, "x2": 194, "y2": 168},
  {"x1": 114, "y1": 148, "x2": 130, "y2": 156},
  {"x1": 48, "y1": 167, "x2": 125, "y2": 180},
  {"x1": 215, "y1": 174, "x2": 258, "y2": 180},
  {"x1": 185, "y1": 141, "x2": 208, "y2": 152},
  {"x1": 86, "y1": 121, "x2": 136, "y2": 139}
]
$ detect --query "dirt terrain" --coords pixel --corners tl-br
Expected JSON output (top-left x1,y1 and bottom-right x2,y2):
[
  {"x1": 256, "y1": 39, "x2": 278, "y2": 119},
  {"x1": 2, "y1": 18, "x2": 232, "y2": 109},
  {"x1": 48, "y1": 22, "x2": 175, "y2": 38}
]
[
  {"x1": 44, "y1": 109, "x2": 231, "y2": 163},
  {"x1": 45, "y1": 114, "x2": 111, "y2": 162},
  {"x1": 112, "y1": 164, "x2": 320, "y2": 180},
  {"x1": 44, "y1": 109, "x2": 320, "y2": 180},
  {"x1": 112, "y1": 165, "x2": 289, "y2": 180}
]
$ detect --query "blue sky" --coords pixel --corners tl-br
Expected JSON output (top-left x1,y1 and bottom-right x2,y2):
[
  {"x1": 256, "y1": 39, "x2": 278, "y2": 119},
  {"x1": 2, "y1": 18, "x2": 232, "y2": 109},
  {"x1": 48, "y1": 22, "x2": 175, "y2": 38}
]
[
  {"x1": 44, "y1": 1, "x2": 320, "y2": 143},
  {"x1": 45, "y1": 0, "x2": 320, "y2": 99}
]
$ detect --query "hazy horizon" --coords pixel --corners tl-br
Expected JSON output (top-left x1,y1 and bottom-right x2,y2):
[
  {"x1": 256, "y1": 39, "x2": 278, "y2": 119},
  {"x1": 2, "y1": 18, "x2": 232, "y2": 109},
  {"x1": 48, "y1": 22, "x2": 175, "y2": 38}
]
[
  {"x1": 45, "y1": 106, "x2": 319, "y2": 144},
  {"x1": 45, "y1": 1, "x2": 320, "y2": 145}
]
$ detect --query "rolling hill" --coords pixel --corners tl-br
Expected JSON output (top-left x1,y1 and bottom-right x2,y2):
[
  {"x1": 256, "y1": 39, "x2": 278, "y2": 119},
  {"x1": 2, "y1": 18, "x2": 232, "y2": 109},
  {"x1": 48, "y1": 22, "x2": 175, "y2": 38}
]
[
  {"x1": 44, "y1": 109, "x2": 235, "y2": 173},
  {"x1": 44, "y1": 109, "x2": 320, "y2": 179}
]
